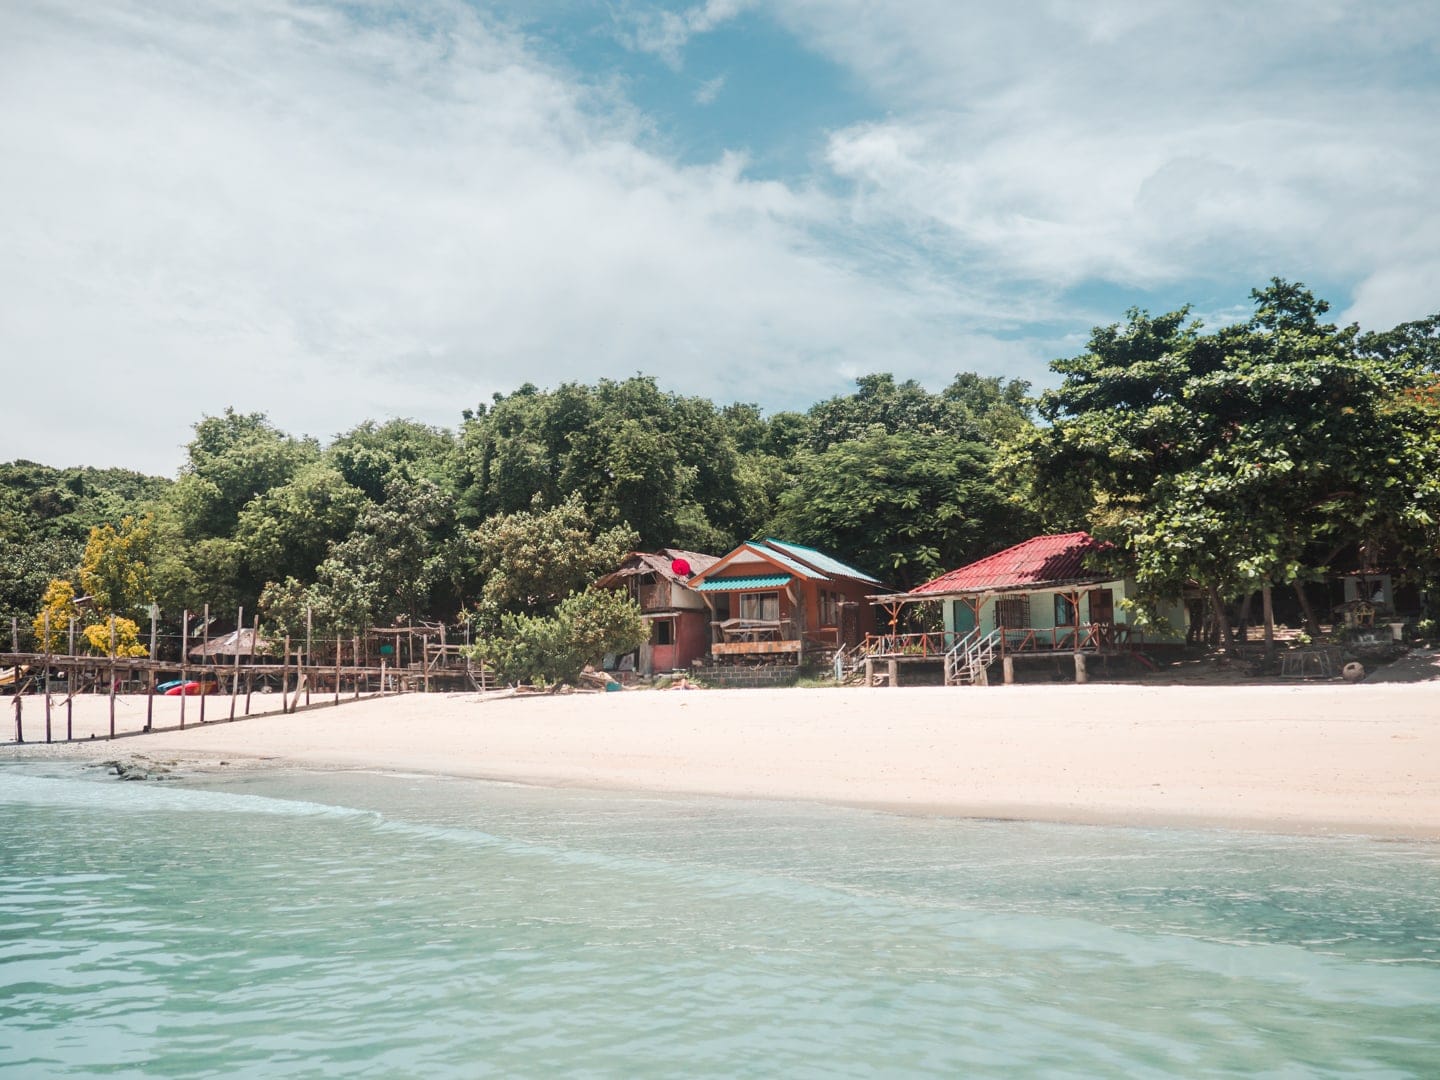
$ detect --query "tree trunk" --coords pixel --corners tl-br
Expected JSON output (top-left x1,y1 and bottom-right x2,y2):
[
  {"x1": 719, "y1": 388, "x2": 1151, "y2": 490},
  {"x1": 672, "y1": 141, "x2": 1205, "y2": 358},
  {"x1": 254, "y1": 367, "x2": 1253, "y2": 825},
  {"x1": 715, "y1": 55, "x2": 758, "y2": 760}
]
[
  {"x1": 1261, "y1": 583, "x2": 1275, "y2": 666},
  {"x1": 1207, "y1": 584, "x2": 1235, "y2": 653},
  {"x1": 1294, "y1": 581, "x2": 1322, "y2": 638},
  {"x1": 1236, "y1": 591, "x2": 1254, "y2": 643}
]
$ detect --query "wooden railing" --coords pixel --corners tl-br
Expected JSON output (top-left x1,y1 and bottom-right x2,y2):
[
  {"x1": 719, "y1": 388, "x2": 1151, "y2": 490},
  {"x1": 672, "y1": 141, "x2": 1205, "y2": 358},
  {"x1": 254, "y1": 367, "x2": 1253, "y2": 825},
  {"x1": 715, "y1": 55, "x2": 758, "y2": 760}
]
[
  {"x1": 863, "y1": 623, "x2": 1137, "y2": 660},
  {"x1": 860, "y1": 631, "x2": 951, "y2": 658},
  {"x1": 998, "y1": 623, "x2": 1132, "y2": 653}
]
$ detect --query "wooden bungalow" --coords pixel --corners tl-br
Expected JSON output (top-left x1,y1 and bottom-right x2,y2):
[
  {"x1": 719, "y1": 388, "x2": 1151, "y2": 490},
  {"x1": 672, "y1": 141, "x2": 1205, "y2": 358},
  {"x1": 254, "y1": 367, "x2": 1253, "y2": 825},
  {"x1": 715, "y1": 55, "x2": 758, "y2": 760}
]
[
  {"x1": 595, "y1": 548, "x2": 720, "y2": 674},
  {"x1": 867, "y1": 532, "x2": 1188, "y2": 685},
  {"x1": 687, "y1": 539, "x2": 885, "y2": 664}
]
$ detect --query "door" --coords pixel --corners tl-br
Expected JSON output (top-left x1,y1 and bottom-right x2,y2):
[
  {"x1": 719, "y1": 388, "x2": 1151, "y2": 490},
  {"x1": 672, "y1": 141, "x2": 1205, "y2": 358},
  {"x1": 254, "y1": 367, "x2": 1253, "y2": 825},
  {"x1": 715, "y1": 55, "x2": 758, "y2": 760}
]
[{"x1": 1088, "y1": 588, "x2": 1115, "y2": 648}]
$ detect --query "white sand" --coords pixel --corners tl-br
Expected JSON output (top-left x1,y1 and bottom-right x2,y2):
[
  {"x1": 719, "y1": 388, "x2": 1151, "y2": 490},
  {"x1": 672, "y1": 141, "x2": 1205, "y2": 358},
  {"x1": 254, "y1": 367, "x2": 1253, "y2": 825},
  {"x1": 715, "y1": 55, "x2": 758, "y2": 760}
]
[{"x1": 4, "y1": 683, "x2": 1438, "y2": 838}]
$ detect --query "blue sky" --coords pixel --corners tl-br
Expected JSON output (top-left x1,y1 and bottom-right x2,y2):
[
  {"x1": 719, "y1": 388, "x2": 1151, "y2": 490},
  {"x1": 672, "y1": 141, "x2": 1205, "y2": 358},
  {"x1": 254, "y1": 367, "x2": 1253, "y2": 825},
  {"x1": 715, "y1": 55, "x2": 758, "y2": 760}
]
[{"x1": 3, "y1": 0, "x2": 1437, "y2": 473}]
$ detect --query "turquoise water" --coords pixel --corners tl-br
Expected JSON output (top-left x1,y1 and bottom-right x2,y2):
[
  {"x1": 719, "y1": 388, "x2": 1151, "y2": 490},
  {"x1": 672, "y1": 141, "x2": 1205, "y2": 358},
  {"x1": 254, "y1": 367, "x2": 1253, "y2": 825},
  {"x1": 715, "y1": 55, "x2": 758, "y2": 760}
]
[{"x1": 2, "y1": 764, "x2": 1438, "y2": 1078}]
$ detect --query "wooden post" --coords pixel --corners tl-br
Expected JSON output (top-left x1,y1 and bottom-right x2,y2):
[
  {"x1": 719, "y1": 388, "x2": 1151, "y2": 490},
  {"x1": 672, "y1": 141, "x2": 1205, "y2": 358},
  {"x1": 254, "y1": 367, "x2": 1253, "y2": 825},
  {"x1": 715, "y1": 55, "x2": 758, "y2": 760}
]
[
  {"x1": 10, "y1": 616, "x2": 17, "y2": 653},
  {"x1": 11, "y1": 692, "x2": 20, "y2": 744},
  {"x1": 149, "y1": 605, "x2": 158, "y2": 660},
  {"x1": 1262, "y1": 583, "x2": 1276, "y2": 666},
  {"x1": 145, "y1": 664, "x2": 155, "y2": 733},
  {"x1": 179, "y1": 609, "x2": 189, "y2": 730},
  {"x1": 246, "y1": 613, "x2": 258, "y2": 715},
  {"x1": 281, "y1": 636, "x2": 291, "y2": 713},
  {"x1": 353, "y1": 636, "x2": 360, "y2": 700},
  {"x1": 305, "y1": 607, "x2": 313, "y2": 708},
  {"x1": 108, "y1": 616, "x2": 117, "y2": 739},
  {"x1": 67, "y1": 617, "x2": 75, "y2": 740},
  {"x1": 198, "y1": 603, "x2": 209, "y2": 724},
  {"x1": 423, "y1": 635, "x2": 430, "y2": 694},
  {"x1": 230, "y1": 606, "x2": 243, "y2": 721},
  {"x1": 1074, "y1": 652, "x2": 1088, "y2": 684},
  {"x1": 380, "y1": 657, "x2": 386, "y2": 696},
  {"x1": 43, "y1": 611, "x2": 52, "y2": 744},
  {"x1": 334, "y1": 637, "x2": 341, "y2": 706}
]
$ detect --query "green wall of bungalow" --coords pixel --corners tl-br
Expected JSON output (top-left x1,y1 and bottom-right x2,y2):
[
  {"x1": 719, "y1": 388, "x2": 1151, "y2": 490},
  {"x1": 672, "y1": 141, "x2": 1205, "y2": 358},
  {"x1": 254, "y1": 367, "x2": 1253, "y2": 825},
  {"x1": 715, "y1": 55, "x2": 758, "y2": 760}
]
[{"x1": 938, "y1": 578, "x2": 1189, "y2": 647}]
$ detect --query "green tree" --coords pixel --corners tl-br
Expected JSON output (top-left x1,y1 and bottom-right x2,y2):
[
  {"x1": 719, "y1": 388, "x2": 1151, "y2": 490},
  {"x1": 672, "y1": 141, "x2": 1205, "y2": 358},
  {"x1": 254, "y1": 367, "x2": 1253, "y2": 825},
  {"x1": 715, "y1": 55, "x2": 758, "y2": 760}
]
[
  {"x1": 328, "y1": 419, "x2": 459, "y2": 502},
  {"x1": 472, "y1": 493, "x2": 638, "y2": 615},
  {"x1": 458, "y1": 377, "x2": 744, "y2": 549},
  {"x1": 168, "y1": 409, "x2": 319, "y2": 539},
  {"x1": 471, "y1": 587, "x2": 646, "y2": 687},
  {"x1": 314, "y1": 477, "x2": 465, "y2": 627},
  {"x1": 1013, "y1": 280, "x2": 1440, "y2": 656},
  {"x1": 77, "y1": 514, "x2": 156, "y2": 617},
  {"x1": 235, "y1": 463, "x2": 368, "y2": 585},
  {"x1": 769, "y1": 430, "x2": 1031, "y2": 586}
]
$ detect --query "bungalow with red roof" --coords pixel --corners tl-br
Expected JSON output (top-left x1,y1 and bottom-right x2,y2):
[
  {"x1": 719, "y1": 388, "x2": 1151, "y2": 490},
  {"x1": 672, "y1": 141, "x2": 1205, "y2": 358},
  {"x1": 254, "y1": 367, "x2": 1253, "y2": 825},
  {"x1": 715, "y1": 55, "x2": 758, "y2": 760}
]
[
  {"x1": 596, "y1": 548, "x2": 720, "y2": 675},
  {"x1": 686, "y1": 539, "x2": 887, "y2": 664},
  {"x1": 910, "y1": 535, "x2": 1192, "y2": 656}
]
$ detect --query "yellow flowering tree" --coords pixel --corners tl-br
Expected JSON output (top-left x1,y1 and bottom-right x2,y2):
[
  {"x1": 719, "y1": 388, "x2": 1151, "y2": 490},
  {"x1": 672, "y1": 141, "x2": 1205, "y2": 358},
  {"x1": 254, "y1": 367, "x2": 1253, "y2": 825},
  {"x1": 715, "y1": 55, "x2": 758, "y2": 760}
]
[
  {"x1": 78, "y1": 514, "x2": 155, "y2": 617},
  {"x1": 82, "y1": 616, "x2": 149, "y2": 658},
  {"x1": 32, "y1": 578, "x2": 78, "y2": 653}
]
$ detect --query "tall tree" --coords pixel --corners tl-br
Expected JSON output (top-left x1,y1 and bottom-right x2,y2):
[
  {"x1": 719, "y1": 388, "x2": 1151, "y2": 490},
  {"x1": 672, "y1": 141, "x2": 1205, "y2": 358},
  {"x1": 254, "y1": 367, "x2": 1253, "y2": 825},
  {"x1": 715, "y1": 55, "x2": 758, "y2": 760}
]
[
  {"x1": 1014, "y1": 280, "x2": 1440, "y2": 655},
  {"x1": 769, "y1": 430, "x2": 1032, "y2": 587}
]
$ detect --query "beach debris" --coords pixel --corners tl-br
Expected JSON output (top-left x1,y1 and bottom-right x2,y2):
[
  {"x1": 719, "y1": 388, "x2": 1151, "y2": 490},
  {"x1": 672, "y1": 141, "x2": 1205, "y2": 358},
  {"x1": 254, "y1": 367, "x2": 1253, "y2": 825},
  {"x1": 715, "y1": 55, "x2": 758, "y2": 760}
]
[
  {"x1": 1342, "y1": 661, "x2": 1366, "y2": 682},
  {"x1": 94, "y1": 756, "x2": 178, "y2": 781}
]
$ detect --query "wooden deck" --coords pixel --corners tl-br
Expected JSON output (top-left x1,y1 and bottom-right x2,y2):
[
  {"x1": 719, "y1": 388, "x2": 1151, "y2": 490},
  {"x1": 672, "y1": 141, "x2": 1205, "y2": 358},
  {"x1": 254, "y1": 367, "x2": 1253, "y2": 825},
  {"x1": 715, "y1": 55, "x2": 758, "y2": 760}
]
[{"x1": 862, "y1": 624, "x2": 1141, "y2": 660}]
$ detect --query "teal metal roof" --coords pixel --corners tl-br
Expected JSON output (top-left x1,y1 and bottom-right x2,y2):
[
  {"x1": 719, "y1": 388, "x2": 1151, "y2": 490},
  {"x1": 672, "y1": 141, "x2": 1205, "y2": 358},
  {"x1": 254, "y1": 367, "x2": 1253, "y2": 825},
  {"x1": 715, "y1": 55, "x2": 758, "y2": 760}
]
[
  {"x1": 748, "y1": 544, "x2": 830, "y2": 581},
  {"x1": 762, "y1": 538, "x2": 880, "y2": 584},
  {"x1": 693, "y1": 574, "x2": 792, "y2": 592}
]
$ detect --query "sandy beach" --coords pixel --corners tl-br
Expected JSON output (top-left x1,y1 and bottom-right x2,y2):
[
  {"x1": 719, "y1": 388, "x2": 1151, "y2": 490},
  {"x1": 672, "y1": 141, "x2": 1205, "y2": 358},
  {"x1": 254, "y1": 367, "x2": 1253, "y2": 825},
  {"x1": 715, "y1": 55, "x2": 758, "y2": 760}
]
[{"x1": 5, "y1": 678, "x2": 1438, "y2": 839}]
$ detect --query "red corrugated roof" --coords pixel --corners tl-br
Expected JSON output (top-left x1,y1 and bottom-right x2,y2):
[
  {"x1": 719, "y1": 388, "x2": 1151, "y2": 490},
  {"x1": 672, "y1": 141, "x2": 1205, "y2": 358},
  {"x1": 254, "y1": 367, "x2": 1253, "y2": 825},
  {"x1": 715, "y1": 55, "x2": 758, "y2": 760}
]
[{"x1": 912, "y1": 532, "x2": 1113, "y2": 594}]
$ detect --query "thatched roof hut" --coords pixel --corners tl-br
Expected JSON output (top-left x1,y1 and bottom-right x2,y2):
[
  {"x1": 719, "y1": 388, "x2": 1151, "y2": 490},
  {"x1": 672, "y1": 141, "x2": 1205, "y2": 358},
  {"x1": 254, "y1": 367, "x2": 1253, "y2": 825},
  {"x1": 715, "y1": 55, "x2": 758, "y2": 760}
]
[{"x1": 189, "y1": 628, "x2": 273, "y2": 659}]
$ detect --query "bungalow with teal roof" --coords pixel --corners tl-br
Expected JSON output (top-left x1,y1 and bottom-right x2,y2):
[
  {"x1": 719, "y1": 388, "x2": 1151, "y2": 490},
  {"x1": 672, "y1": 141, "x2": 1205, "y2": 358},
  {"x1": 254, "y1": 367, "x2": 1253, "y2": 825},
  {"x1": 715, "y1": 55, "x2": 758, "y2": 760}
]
[{"x1": 687, "y1": 539, "x2": 888, "y2": 664}]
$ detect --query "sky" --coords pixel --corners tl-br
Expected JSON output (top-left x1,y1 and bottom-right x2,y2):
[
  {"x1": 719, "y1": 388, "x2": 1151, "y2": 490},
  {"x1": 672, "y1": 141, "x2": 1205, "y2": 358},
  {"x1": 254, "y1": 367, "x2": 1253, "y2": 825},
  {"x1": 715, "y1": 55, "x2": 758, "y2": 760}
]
[{"x1": 3, "y1": 0, "x2": 1438, "y2": 475}]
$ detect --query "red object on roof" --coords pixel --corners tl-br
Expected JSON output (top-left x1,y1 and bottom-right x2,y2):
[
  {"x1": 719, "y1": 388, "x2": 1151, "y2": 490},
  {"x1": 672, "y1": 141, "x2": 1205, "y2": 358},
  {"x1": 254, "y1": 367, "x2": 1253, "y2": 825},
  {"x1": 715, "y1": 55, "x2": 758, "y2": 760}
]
[
  {"x1": 912, "y1": 532, "x2": 1113, "y2": 595},
  {"x1": 670, "y1": 557, "x2": 691, "y2": 577}
]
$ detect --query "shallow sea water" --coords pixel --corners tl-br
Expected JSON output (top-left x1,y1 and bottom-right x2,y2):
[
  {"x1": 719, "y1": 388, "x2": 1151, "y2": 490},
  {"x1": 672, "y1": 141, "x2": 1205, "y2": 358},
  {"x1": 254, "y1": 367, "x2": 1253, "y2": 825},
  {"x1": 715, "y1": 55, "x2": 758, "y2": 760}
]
[{"x1": 2, "y1": 761, "x2": 1438, "y2": 1078}]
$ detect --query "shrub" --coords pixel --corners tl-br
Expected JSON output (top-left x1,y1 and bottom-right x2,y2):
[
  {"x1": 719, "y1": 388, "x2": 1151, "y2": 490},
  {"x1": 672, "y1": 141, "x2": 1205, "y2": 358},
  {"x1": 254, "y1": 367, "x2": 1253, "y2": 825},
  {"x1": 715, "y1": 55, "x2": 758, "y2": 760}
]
[{"x1": 471, "y1": 587, "x2": 645, "y2": 687}]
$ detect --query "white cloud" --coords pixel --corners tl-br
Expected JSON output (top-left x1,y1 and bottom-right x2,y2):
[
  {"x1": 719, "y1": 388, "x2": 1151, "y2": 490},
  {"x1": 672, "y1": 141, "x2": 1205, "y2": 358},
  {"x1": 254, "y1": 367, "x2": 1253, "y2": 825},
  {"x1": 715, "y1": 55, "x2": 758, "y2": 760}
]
[
  {"x1": 621, "y1": 0, "x2": 753, "y2": 69},
  {"x1": 0, "y1": 0, "x2": 1014, "y2": 474},
  {"x1": 775, "y1": 0, "x2": 1440, "y2": 315},
  {"x1": 693, "y1": 74, "x2": 726, "y2": 106}
]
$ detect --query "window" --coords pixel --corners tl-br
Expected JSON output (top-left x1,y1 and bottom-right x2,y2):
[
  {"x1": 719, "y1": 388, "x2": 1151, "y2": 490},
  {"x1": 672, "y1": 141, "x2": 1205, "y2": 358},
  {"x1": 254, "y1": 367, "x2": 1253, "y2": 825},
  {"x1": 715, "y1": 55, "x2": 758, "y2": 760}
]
[
  {"x1": 739, "y1": 592, "x2": 779, "y2": 622},
  {"x1": 1054, "y1": 594, "x2": 1077, "y2": 627},
  {"x1": 994, "y1": 596, "x2": 1030, "y2": 629},
  {"x1": 820, "y1": 590, "x2": 839, "y2": 626},
  {"x1": 653, "y1": 620, "x2": 673, "y2": 646}
]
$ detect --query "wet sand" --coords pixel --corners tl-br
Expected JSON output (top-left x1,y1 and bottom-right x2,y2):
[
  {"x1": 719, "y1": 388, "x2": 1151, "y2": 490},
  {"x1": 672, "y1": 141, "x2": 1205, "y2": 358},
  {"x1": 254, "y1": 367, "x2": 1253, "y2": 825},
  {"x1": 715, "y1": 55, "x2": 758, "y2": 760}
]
[{"x1": 5, "y1": 681, "x2": 1438, "y2": 839}]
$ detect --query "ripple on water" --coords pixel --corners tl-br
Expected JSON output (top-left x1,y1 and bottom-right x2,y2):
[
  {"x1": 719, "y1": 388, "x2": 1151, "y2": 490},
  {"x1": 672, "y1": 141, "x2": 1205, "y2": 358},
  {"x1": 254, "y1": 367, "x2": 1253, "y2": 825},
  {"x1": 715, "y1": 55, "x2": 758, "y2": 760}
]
[{"x1": 1, "y1": 763, "x2": 1438, "y2": 1077}]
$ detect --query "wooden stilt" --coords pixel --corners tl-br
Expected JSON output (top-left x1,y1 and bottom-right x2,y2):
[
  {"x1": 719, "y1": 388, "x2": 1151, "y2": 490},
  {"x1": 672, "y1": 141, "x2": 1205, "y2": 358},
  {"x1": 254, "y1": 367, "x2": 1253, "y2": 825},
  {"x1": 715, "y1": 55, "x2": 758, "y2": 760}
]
[
  {"x1": 179, "y1": 610, "x2": 189, "y2": 730},
  {"x1": 67, "y1": 617, "x2": 75, "y2": 741},
  {"x1": 305, "y1": 607, "x2": 313, "y2": 708},
  {"x1": 43, "y1": 612, "x2": 52, "y2": 744},
  {"x1": 246, "y1": 613, "x2": 258, "y2": 715},
  {"x1": 281, "y1": 635, "x2": 291, "y2": 713},
  {"x1": 108, "y1": 616, "x2": 117, "y2": 739},
  {"x1": 230, "y1": 606, "x2": 243, "y2": 721},
  {"x1": 198, "y1": 603, "x2": 209, "y2": 724}
]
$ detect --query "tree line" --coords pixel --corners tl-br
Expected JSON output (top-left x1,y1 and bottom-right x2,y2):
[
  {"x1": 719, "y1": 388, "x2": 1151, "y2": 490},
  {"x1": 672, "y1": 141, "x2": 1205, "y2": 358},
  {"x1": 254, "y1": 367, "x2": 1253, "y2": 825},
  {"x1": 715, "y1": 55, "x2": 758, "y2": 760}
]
[{"x1": 4, "y1": 279, "x2": 1437, "y2": 668}]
